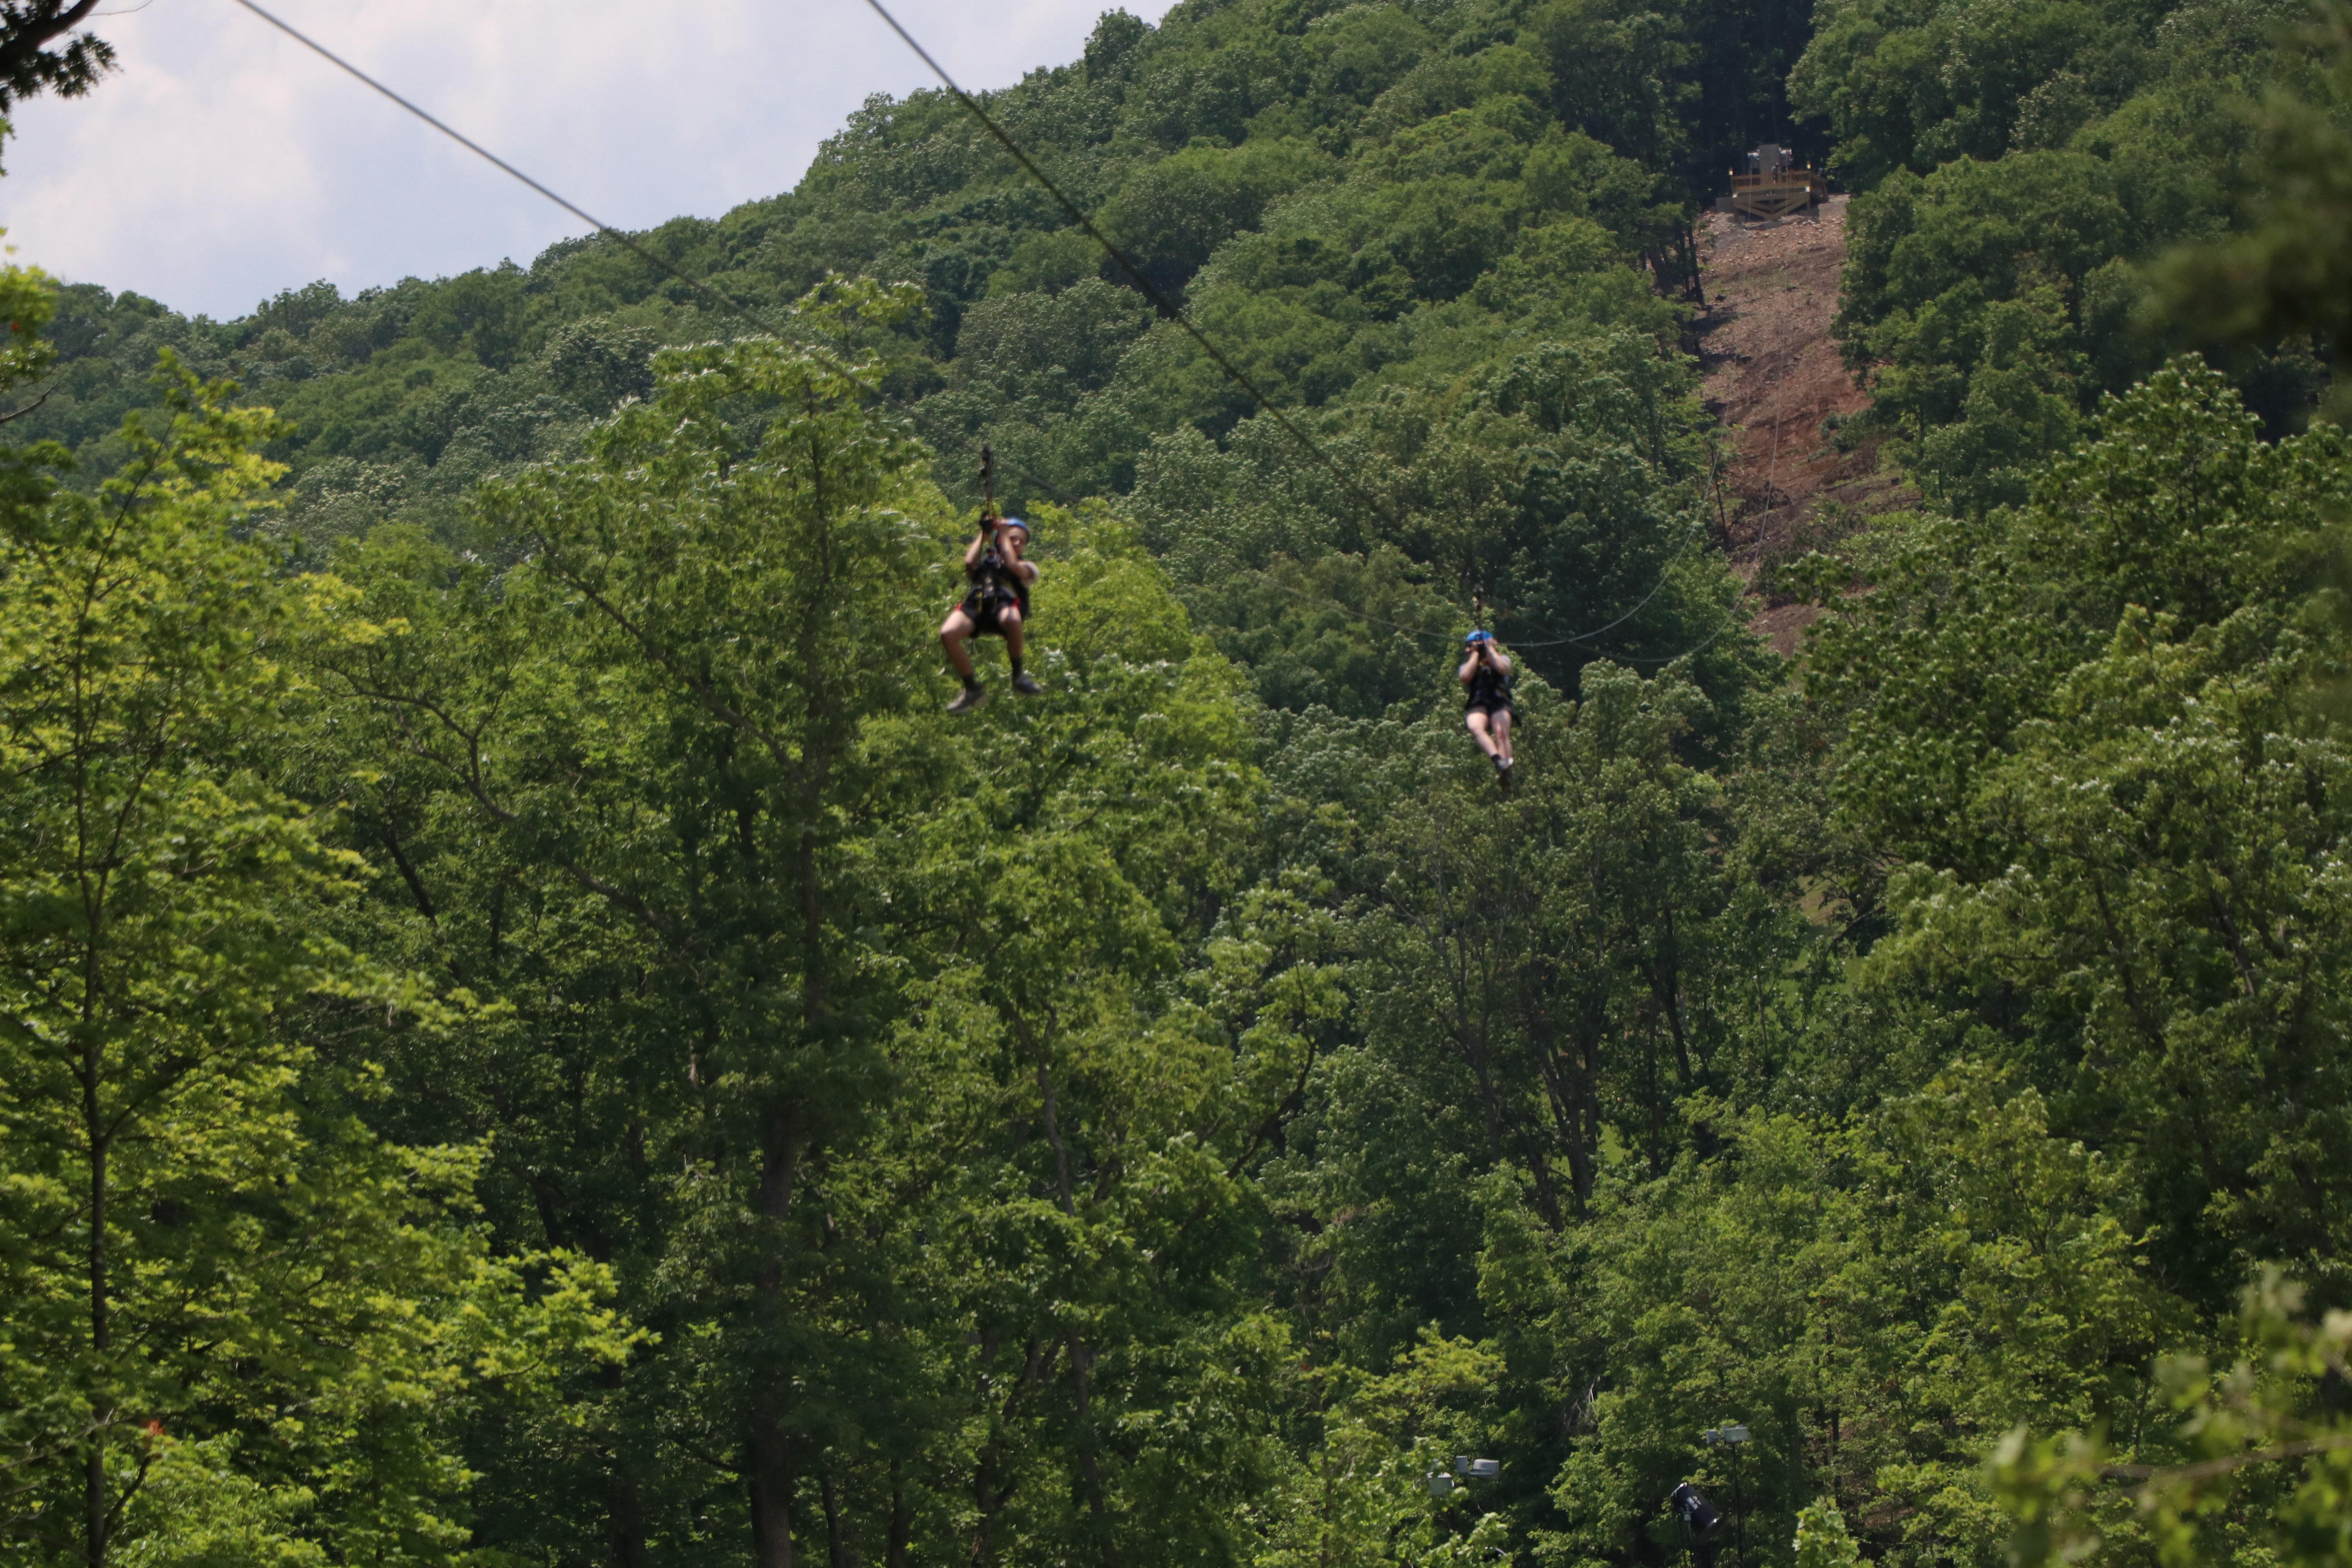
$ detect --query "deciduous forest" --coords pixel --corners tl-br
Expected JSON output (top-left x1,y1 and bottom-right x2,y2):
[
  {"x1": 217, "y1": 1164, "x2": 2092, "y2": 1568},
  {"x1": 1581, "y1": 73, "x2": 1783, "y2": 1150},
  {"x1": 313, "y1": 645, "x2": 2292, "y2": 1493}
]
[{"x1": 2, "y1": 0, "x2": 2350, "y2": 1564}]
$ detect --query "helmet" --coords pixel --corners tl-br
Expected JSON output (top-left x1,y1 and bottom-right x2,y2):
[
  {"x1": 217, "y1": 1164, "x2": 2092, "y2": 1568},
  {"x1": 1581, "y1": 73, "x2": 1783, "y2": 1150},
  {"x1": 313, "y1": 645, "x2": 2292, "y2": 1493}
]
[
  {"x1": 1000, "y1": 515, "x2": 1030, "y2": 537},
  {"x1": 1464, "y1": 629, "x2": 1493, "y2": 645}
]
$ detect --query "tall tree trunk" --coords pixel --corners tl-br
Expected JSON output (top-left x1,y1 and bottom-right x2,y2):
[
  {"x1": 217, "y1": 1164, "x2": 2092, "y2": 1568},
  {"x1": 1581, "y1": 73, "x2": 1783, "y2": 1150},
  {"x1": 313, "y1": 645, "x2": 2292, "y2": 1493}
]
[
  {"x1": 886, "y1": 1462, "x2": 911, "y2": 1568},
  {"x1": 822, "y1": 1472, "x2": 855, "y2": 1568},
  {"x1": 750, "y1": 1448, "x2": 796, "y2": 1568},
  {"x1": 1065, "y1": 1331, "x2": 1111, "y2": 1552},
  {"x1": 751, "y1": 1100, "x2": 804, "y2": 1568},
  {"x1": 83, "y1": 1038, "x2": 107, "y2": 1568},
  {"x1": 1648, "y1": 899, "x2": 1695, "y2": 1087},
  {"x1": 604, "y1": 1430, "x2": 648, "y2": 1568}
]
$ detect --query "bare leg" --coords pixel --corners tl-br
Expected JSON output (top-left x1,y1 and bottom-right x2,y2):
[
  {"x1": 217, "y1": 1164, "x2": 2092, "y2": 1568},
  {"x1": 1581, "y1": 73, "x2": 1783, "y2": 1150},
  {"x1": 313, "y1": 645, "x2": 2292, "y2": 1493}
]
[
  {"x1": 1466, "y1": 710, "x2": 1499, "y2": 760},
  {"x1": 996, "y1": 607, "x2": 1044, "y2": 694},
  {"x1": 940, "y1": 609, "x2": 978, "y2": 680},
  {"x1": 940, "y1": 609, "x2": 992, "y2": 712},
  {"x1": 1491, "y1": 709, "x2": 1513, "y2": 764}
]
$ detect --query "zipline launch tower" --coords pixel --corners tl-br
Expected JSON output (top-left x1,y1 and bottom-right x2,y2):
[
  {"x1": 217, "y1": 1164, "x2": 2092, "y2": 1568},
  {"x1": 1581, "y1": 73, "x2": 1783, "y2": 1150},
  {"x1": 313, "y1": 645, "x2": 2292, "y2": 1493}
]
[{"x1": 1719, "y1": 143, "x2": 1828, "y2": 220}]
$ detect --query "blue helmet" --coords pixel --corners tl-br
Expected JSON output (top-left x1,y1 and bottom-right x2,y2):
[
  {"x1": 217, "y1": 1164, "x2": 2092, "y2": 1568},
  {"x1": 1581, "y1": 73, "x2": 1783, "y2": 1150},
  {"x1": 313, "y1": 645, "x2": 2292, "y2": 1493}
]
[
  {"x1": 1000, "y1": 515, "x2": 1030, "y2": 539},
  {"x1": 1464, "y1": 628, "x2": 1494, "y2": 645}
]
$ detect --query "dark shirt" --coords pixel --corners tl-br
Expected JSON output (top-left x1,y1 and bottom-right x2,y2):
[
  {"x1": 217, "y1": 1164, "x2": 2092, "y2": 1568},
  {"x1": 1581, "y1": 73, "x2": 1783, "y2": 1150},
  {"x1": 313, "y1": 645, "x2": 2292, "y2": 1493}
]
[{"x1": 968, "y1": 548, "x2": 1031, "y2": 615}]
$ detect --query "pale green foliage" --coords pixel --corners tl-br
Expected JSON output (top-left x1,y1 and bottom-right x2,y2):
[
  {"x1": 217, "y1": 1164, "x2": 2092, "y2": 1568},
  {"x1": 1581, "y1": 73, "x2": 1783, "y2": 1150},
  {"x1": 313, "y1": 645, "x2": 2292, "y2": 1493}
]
[
  {"x1": 1994, "y1": 1271, "x2": 2352, "y2": 1568},
  {"x1": 0, "y1": 257, "x2": 56, "y2": 392},
  {"x1": 1248, "y1": 1334, "x2": 1516, "y2": 1568},
  {"x1": 1522, "y1": 1067, "x2": 2186, "y2": 1568},
  {"x1": 1793, "y1": 1498, "x2": 1860, "y2": 1568},
  {"x1": 1784, "y1": 359, "x2": 2352, "y2": 1568},
  {"x1": 0, "y1": 337, "x2": 630, "y2": 1564}
]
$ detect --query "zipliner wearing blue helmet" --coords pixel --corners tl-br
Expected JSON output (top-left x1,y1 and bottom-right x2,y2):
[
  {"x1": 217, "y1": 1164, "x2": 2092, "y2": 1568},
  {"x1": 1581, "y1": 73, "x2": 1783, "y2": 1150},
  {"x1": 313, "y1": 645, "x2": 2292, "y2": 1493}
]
[
  {"x1": 940, "y1": 508, "x2": 1043, "y2": 715},
  {"x1": 1459, "y1": 629, "x2": 1515, "y2": 786}
]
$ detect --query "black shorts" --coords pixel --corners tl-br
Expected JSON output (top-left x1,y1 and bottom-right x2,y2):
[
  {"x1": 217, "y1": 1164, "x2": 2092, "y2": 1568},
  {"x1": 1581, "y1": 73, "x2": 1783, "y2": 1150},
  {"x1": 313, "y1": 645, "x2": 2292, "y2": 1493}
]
[
  {"x1": 959, "y1": 589, "x2": 1021, "y2": 637},
  {"x1": 1468, "y1": 698, "x2": 1514, "y2": 720}
]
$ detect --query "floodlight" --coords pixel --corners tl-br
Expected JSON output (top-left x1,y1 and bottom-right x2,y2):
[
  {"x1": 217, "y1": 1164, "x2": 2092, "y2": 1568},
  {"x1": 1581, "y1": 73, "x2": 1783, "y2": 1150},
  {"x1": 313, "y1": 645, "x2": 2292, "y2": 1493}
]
[
  {"x1": 1670, "y1": 1481, "x2": 1724, "y2": 1540},
  {"x1": 1428, "y1": 1474, "x2": 1456, "y2": 1498}
]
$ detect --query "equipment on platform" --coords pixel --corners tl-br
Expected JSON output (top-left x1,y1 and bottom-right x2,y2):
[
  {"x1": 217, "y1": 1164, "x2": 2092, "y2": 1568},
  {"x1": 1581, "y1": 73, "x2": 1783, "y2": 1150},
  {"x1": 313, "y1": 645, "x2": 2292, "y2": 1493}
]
[{"x1": 1715, "y1": 143, "x2": 1828, "y2": 220}]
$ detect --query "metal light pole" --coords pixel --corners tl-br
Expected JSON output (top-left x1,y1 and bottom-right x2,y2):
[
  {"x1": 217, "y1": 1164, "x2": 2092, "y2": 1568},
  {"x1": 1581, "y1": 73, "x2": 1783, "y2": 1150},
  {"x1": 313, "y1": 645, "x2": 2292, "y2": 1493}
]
[{"x1": 1702, "y1": 1426, "x2": 1752, "y2": 1568}]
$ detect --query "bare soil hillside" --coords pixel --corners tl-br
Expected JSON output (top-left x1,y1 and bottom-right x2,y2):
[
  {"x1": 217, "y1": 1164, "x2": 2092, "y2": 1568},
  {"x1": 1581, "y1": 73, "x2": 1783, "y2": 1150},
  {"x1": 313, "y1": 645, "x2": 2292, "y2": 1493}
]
[{"x1": 1693, "y1": 196, "x2": 1909, "y2": 654}]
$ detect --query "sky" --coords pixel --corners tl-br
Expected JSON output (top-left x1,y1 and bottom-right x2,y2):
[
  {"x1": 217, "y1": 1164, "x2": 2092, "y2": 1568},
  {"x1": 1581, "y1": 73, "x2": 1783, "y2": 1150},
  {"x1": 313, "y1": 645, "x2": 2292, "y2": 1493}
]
[{"x1": 0, "y1": 0, "x2": 1180, "y2": 321}]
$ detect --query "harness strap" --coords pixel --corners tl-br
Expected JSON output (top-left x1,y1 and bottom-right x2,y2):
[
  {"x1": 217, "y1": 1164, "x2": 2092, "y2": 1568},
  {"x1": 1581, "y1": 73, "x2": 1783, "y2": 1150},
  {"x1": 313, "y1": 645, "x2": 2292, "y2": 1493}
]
[{"x1": 971, "y1": 551, "x2": 1030, "y2": 615}]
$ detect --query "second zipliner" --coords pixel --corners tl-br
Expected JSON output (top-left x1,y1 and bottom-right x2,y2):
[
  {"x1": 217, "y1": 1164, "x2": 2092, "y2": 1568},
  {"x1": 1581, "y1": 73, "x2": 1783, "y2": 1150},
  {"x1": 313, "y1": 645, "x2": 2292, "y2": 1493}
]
[
  {"x1": 940, "y1": 445, "x2": 1044, "y2": 715},
  {"x1": 1460, "y1": 595, "x2": 1516, "y2": 786}
]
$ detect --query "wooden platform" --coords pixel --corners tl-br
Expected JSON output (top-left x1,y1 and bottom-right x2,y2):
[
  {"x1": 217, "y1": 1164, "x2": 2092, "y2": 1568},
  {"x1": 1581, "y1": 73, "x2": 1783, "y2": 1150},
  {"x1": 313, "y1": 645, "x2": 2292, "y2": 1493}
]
[{"x1": 1730, "y1": 171, "x2": 1828, "y2": 219}]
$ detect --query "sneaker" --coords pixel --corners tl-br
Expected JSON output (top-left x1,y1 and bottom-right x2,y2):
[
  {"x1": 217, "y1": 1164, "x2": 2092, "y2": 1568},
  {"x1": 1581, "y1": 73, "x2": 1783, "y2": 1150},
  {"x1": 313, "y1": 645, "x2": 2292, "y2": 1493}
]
[
  {"x1": 946, "y1": 684, "x2": 987, "y2": 715},
  {"x1": 1495, "y1": 756, "x2": 1514, "y2": 788},
  {"x1": 1010, "y1": 671, "x2": 1044, "y2": 696}
]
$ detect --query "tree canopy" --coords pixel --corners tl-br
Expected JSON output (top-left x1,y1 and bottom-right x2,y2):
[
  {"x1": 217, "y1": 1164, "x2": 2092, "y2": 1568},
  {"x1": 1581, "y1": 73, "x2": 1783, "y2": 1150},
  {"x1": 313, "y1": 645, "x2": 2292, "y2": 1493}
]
[{"x1": 3, "y1": 1, "x2": 2351, "y2": 1566}]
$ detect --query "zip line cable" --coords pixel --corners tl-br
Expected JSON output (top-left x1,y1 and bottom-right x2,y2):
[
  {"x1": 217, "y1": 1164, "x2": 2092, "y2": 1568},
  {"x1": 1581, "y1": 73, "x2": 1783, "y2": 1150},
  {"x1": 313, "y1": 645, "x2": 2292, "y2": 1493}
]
[
  {"x1": 224, "y1": 0, "x2": 1067, "y2": 515},
  {"x1": 223, "y1": 0, "x2": 1359, "y2": 565},
  {"x1": 227, "y1": 0, "x2": 1761, "y2": 667},
  {"x1": 1492, "y1": 510, "x2": 1713, "y2": 648},
  {"x1": 855, "y1": 0, "x2": 1763, "y2": 666},
  {"x1": 1245, "y1": 569, "x2": 1457, "y2": 644},
  {"x1": 1604, "y1": 378, "x2": 1796, "y2": 666},
  {"x1": 1243, "y1": 497, "x2": 1713, "y2": 651},
  {"x1": 853, "y1": 0, "x2": 1406, "y2": 537},
  {"x1": 225, "y1": 0, "x2": 711, "y2": 318}
]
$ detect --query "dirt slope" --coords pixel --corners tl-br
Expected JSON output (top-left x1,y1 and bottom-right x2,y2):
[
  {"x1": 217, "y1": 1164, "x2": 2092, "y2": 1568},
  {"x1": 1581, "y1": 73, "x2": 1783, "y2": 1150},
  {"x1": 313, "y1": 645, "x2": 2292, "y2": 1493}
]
[{"x1": 1693, "y1": 196, "x2": 1907, "y2": 654}]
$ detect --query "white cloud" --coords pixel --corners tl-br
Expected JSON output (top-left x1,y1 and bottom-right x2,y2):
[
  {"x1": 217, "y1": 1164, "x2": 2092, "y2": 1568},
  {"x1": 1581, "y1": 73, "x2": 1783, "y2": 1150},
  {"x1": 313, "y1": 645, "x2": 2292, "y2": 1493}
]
[{"x1": 0, "y1": 0, "x2": 1176, "y2": 319}]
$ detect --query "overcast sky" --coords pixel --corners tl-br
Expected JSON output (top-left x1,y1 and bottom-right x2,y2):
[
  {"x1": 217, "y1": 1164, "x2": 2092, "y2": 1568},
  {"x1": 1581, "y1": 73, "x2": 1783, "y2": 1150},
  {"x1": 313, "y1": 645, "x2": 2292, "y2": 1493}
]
[{"x1": 0, "y1": 0, "x2": 1177, "y2": 321}]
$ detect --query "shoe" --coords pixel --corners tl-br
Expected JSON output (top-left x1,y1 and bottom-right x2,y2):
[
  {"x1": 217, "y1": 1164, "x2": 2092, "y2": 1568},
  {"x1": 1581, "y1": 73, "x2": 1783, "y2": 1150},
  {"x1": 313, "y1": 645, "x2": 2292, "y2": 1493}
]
[
  {"x1": 1495, "y1": 757, "x2": 1513, "y2": 788},
  {"x1": 1010, "y1": 671, "x2": 1044, "y2": 696},
  {"x1": 946, "y1": 684, "x2": 987, "y2": 715}
]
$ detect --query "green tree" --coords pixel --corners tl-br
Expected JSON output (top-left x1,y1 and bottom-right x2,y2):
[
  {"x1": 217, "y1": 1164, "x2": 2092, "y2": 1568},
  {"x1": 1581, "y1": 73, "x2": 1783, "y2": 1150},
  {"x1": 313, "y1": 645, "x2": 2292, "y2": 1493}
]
[
  {"x1": 1994, "y1": 1270, "x2": 2352, "y2": 1568},
  {"x1": 0, "y1": 344, "x2": 625, "y2": 1565},
  {"x1": 1806, "y1": 359, "x2": 2352, "y2": 1282},
  {"x1": 2154, "y1": 0, "x2": 2352, "y2": 417},
  {"x1": 0, "y1": 1, "x2": 114, "y2": 126},
  {"x1": 312, "y1": 285, "x2": 1306, "y2": 1563},
  {"x1": 318, "y1": 289, "x2": 940, "y2": 1566}
]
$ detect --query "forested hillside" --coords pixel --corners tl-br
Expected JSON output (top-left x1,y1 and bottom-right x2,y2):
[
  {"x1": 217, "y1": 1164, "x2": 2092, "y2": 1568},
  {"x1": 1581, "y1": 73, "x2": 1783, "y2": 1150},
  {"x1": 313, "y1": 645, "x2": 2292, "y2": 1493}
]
[{"x1": 3, "y1": 1, "x2": 2351, "y2": 1567}]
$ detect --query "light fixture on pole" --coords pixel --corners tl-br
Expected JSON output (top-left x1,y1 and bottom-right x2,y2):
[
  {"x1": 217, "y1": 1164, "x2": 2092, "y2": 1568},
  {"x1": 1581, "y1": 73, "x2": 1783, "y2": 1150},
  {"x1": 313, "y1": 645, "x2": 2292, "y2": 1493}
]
[
  {"x1": 1700, "y1": 1425, "x2": 1752, "y2": 1568},
  {"x1": 1430, "y1": 1455, "x2": 1501, "y2": 1496}
]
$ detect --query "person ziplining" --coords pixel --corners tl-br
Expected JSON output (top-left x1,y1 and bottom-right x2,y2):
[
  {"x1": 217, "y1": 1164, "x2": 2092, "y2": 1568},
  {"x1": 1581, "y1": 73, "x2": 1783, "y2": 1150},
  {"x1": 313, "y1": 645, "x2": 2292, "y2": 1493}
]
[
  {"x1": 940, "y1": 447, "x2": 1043, "y2": 715},
  {"x1": 1460, "y1": 628, "x2": 1515, "y2": 786}
]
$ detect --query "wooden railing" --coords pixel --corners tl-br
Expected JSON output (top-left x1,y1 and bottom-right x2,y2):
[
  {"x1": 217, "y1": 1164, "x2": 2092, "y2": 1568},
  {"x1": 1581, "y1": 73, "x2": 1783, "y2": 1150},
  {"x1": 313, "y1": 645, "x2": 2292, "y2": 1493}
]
[
  {"x1": 1727, "y1": 168, "x2": 1828, "y2": 217},
  {"x1": 1731, "y1": 170, "x2": 1827, "y2": 193}
]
